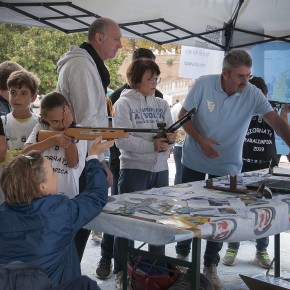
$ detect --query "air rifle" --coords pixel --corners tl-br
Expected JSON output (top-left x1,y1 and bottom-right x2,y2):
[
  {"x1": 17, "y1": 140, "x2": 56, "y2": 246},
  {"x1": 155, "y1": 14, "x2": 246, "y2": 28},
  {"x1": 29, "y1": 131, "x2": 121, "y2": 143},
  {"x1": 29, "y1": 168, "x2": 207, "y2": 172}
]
[{"x1": 37, "y1": 107, "x2": 196, "y2": 142}]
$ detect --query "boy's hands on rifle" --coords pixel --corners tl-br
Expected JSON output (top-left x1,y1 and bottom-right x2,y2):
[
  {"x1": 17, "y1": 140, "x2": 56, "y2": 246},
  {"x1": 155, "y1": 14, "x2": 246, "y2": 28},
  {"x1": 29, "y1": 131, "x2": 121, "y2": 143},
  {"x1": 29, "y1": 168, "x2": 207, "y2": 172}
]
[
  {"x1": 154, "y1": 137, "x2": 169, "y2": 152},
  {"x1": 166, "y1": 132, "x2": 177, "y2": 144},
  {"x1": 88, "y1": 136, "x2": 115, "y2": 156},
  {"x1": 52, "y1": 134, "x2": 74, "y2": 149}
]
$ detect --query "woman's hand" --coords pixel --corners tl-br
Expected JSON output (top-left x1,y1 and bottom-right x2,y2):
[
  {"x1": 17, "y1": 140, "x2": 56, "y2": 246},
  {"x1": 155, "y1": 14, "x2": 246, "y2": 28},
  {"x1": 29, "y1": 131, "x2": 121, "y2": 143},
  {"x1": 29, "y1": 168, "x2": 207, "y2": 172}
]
[{"x1": 154, "y1": 137, "x2": 168, "y2": 152}]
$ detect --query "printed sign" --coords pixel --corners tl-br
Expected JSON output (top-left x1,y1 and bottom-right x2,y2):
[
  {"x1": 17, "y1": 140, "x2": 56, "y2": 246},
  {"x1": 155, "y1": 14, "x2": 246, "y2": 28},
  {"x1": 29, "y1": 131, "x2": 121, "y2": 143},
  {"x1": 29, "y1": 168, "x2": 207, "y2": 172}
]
[{"x1": 179, "y1": 46, "x2": 224, "y2": 79}]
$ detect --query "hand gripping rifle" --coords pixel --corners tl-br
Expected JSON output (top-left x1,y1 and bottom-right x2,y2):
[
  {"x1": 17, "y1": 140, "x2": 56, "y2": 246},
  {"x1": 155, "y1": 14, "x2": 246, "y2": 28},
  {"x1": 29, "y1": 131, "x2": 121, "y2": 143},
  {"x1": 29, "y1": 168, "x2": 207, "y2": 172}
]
[{"x1": 37, "y1": 108, "x2": 196, "y2": 142}]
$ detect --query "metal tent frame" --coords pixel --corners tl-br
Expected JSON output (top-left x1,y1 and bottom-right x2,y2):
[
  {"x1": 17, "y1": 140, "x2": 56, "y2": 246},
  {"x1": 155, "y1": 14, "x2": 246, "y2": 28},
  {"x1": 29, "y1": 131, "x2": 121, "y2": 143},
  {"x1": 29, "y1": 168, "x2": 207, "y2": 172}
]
[{"x1": 1, "y1": 0, "x2": 290, "y2": 51}]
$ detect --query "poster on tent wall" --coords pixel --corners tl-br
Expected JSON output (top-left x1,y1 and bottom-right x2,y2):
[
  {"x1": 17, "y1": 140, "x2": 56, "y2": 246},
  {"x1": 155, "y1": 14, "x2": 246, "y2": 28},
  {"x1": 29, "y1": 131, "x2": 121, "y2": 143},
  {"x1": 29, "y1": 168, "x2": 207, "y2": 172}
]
[
  {"x1": 178, "y1": 46, "x2": 224, "y2": 79},
  {"x1": 252, "y1": 43, "x2": 290, "y2": 155}
]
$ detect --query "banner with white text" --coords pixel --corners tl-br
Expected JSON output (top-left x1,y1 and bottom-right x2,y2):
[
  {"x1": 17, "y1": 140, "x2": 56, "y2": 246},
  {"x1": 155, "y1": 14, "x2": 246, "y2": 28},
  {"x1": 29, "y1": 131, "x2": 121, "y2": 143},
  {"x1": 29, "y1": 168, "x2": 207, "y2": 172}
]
[{"x1": 179, "y1": 46, "x2": 224, "y2": 79}]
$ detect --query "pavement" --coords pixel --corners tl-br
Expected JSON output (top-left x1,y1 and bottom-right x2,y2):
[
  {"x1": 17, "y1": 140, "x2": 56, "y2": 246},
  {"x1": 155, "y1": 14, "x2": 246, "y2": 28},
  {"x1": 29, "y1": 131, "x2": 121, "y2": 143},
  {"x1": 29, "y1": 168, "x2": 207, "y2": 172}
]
[{"x1": 81, "y1": 156, "x2": 290, "y2": 290}]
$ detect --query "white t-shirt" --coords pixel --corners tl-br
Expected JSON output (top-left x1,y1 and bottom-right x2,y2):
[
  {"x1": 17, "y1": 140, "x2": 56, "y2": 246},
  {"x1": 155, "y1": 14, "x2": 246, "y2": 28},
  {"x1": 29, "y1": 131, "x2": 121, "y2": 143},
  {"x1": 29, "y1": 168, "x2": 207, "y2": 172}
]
[
  {"x1": 1, "y1": 112, "x2": 39, "y2": 150},
  {"x1": 26, "y1": 123, "x2": 87, "y2": 198},
  {"x1": 1, "y1": 113, "x2": 39, "y2": 165}
]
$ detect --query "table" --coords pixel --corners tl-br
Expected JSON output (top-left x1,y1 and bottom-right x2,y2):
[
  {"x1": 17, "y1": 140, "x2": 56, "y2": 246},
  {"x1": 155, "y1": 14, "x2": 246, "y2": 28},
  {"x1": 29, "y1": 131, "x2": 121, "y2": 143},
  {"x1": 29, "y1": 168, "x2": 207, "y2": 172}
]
[{"x1": 86, "y1": 167, "x2": 290, "y2": 289}]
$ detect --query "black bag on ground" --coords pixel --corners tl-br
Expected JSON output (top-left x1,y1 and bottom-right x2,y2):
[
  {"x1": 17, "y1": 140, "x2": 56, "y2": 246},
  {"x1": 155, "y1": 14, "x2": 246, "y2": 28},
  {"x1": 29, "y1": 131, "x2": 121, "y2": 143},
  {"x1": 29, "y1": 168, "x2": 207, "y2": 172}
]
[{"x1": 0, "y1": 261, "x2": 51, "y2": 290}]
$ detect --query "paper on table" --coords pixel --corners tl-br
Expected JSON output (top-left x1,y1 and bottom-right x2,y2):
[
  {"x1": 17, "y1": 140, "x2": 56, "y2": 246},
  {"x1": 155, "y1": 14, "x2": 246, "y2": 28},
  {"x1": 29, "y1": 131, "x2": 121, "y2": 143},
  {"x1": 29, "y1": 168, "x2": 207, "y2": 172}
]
[
  {"x1": 189, "y1": 207, "x2": 247, "y2": 217},
  {"x1": 185, "y1": 196, "x2": 247, "y2": 217},
  {"x1": 187, "y1": 196, "x2": 246, "y2": 208},
  {"x1": 142, "y1": 187, "x2": 191, "y2": 197}
]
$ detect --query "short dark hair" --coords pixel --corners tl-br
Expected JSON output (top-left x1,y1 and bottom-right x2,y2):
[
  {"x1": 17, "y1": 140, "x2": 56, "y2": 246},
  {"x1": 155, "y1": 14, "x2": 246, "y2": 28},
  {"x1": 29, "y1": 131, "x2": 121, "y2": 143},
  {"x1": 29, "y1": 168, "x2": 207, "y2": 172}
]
[
  {"x1": 249, "y1": 76, "x2": 268, "y2": 95},
  {"x1": 88, "y1": 18, "x2": 109, "y2": 42},
  {"x1": 7, "y1": 70, "x2": 40, "y2": 95},
  {"x1": 40, "y1": 92, "x2": 70, "y2": 124},
  {"x1": 223, "y1": 49, "x2": 252, "y2": 70},
  {"x1": 126, "y1": 59, "x2": 160, "y2": 89},
  {"x1": 0, "y1": 61, "x2": 24, "y2": 90},
  {"x1": 132, "y1": 48, "x2": 156, "y2": 61}
]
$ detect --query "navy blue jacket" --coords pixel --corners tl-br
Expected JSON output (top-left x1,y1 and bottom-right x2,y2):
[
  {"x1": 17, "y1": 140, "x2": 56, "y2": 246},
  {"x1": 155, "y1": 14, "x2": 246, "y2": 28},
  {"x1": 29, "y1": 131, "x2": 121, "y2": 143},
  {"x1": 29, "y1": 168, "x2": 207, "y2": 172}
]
[{"x1": 0, "y1": 159, "x2": 108, "y2": 287}]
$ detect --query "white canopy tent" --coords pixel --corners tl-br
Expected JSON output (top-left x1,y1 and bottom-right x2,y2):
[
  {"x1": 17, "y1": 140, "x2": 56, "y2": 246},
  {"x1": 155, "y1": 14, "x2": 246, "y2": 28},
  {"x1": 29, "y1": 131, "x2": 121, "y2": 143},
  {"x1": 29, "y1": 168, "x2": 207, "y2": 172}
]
[{"x1": 1, "y1": 0, "x2": 290, "y2": 51}]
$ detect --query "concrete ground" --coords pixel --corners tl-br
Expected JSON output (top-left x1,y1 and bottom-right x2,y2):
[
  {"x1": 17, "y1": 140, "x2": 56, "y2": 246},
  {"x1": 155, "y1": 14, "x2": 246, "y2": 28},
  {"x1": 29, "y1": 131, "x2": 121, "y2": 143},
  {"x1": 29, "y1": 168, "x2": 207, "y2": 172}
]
[{"x1": 81, "y1": 156, "x2": 290, "y2": 290}]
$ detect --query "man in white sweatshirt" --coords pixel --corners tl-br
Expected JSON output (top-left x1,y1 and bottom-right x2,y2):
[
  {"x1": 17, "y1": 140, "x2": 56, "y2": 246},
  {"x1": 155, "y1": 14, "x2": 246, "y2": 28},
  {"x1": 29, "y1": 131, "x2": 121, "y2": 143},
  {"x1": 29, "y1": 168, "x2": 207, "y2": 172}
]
[{"x1": 56, "y1": 17, "x2": 122, "y2": 262}]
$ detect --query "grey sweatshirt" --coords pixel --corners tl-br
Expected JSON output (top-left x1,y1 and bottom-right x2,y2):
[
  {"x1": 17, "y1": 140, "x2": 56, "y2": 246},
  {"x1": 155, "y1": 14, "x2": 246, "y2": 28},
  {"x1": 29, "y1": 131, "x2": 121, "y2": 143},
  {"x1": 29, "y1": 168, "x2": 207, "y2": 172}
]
[{"x1": 113, "y1": 89, "x2": 173, "y2": 172}]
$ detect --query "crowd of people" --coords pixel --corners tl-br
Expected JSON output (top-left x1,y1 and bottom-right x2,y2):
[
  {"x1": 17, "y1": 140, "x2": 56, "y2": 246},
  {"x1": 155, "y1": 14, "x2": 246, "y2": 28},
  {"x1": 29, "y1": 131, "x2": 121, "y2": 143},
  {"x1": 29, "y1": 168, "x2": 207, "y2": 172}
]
[{"x1": 0, "y1": 16, "x2": 290, "y2": 290}]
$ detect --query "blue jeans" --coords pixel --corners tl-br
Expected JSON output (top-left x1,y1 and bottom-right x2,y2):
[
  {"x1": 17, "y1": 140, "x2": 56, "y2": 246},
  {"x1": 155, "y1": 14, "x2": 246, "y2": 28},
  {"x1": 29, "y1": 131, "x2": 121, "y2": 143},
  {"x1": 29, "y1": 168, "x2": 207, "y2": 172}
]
[
  {"x1": 175, "y1": 165, "x2": 223, "y2": 266},
  {"x1": 100, "y1": 168, "x2": 120, "y2": 260},
  {"x1": 228, "y1": 237, "x2": 269, "y2": 252},
  {"x1": 113, "y1": 169, "x2": 168, "y2": 273},
  {"x1": 173, "y1": 146, "x2": 182, "y2": 185}
]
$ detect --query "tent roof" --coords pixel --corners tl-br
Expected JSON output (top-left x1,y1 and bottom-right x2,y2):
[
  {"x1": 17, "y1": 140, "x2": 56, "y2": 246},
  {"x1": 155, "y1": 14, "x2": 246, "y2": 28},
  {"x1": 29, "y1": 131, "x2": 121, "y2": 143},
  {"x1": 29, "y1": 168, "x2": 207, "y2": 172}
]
[{"x1": 1, "y1": 0, "x2": 290, "y2": 51}]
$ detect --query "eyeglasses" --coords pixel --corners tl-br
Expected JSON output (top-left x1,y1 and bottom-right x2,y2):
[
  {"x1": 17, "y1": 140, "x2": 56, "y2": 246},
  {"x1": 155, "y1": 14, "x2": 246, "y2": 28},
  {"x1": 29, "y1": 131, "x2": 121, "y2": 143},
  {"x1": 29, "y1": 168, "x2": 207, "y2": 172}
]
[{"x1": 148, "y1": 77, "x2": 161, "y2": 84}]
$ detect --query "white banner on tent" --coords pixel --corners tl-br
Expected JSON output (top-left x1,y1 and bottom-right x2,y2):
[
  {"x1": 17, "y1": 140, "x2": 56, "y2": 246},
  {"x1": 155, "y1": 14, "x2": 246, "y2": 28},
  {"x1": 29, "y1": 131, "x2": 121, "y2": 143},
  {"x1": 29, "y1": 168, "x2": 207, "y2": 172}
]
[{"x1": 179, "y1": 46, "x2": 224, "y2": 79}]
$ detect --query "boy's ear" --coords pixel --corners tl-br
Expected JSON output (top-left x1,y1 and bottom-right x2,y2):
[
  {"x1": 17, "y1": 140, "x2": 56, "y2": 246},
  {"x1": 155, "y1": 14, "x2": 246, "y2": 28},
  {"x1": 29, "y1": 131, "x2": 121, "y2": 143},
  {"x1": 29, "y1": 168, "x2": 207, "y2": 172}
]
[
  {"x1": 39, "y1": 182, "x2": 47, "y2": 195},
  {"x1": 31, "y1": 93, "x2": 37, "y2": 102}
]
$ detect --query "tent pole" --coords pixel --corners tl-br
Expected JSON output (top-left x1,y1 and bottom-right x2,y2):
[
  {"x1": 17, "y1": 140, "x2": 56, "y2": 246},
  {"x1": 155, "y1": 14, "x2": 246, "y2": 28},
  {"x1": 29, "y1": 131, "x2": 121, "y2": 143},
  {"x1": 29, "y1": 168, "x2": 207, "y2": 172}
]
[{"x1": 224, "y1": 0, "x2": 245, "y2": 52}]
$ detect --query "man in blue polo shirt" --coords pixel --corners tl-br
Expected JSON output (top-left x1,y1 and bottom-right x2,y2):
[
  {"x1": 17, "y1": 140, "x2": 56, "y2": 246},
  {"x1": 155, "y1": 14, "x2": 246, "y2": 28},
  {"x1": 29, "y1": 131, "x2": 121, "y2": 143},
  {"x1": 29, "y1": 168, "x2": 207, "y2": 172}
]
[{"x1": 176, "y1": 49, "x2": 290, "y2": 290}]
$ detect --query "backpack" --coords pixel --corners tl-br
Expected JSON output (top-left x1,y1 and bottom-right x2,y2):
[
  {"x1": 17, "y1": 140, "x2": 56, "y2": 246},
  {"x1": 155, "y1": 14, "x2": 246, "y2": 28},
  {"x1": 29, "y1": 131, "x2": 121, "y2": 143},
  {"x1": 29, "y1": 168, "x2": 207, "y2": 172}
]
[
  {"x1": 128, "y1": 256, "x2": 180, "y2": 290},
  {"x1": 0, "y1": 261, "x2": 51, "y2": 290}
]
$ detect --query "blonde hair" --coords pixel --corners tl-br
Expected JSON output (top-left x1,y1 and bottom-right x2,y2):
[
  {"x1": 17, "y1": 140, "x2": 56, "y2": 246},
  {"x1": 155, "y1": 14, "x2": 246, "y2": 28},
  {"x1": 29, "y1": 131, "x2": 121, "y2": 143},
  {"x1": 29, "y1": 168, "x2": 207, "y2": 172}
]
[{"x1": 1, "y1": 151, "x2": 46, "y2": 204}]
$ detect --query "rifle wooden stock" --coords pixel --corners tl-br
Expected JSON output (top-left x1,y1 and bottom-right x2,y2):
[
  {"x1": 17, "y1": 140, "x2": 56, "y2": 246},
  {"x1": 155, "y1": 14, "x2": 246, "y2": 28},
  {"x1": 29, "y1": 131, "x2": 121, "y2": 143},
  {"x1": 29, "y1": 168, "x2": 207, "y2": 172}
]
[
  {"x1": 37, "y1": 127, "x2": 130, "y2": 142},
  {"x1": 36, "y1": 108, "x2": 196, "y2": 142}
]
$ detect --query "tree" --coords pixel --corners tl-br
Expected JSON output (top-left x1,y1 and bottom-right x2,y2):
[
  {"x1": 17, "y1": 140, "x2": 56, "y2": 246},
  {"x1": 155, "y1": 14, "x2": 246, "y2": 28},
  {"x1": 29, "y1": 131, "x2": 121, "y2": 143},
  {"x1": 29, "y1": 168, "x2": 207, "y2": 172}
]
[
  {"x1": 0, "y1": 24, "x2": 180, "y2": 94},
  {"x1": 121, "y1": 38, "x2": 180, "y2": 54},
  {"x1": 0, "y1": 24, "x2": 125, "y2": 94},
  {"x1": 106, "y1": 52, "x2": 126, "y2": 89}
]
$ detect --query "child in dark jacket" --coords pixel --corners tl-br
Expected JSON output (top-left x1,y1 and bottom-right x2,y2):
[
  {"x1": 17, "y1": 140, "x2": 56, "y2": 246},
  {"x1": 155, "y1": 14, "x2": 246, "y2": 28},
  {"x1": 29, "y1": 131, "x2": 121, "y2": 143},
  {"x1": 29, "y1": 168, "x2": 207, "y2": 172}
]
[{"x1": 0, "y1": 137, "x2": 114, "y2": 287}]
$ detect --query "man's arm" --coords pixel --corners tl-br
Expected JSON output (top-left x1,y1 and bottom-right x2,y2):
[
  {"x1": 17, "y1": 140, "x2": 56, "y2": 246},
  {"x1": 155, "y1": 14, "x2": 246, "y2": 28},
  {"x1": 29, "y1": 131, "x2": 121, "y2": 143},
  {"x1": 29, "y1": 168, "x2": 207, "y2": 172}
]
[
  {"x1": 263, "y1": 111, "x2": 290, "y2": 149},
  {"x1": 178, "y1": 107, "x2": 220, "y2": 159}
]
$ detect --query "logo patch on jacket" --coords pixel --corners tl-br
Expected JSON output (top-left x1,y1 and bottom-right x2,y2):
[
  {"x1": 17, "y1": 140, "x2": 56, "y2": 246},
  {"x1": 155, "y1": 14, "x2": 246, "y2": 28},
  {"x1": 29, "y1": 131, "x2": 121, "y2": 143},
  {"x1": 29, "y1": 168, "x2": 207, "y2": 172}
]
[{"x1": 206, "y1": 99, "x2": 215, "y2": 112}]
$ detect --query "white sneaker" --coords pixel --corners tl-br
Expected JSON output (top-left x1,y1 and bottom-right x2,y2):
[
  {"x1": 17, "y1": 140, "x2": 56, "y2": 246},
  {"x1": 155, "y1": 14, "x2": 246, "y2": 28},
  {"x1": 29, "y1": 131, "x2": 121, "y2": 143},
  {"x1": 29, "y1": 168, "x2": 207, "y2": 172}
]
[
  {"x1": 91, "y1": 231, "x2": 102, "y2": 243},
  {"x1": 203, "y1": 264, "x2": 223, "y2": 290},
  {"x1": 176, "y1": 254, "x2": 189, "y2": 273},
  {"x1": 115, "y1": 271, "x2": 123, "y2": 290}
]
